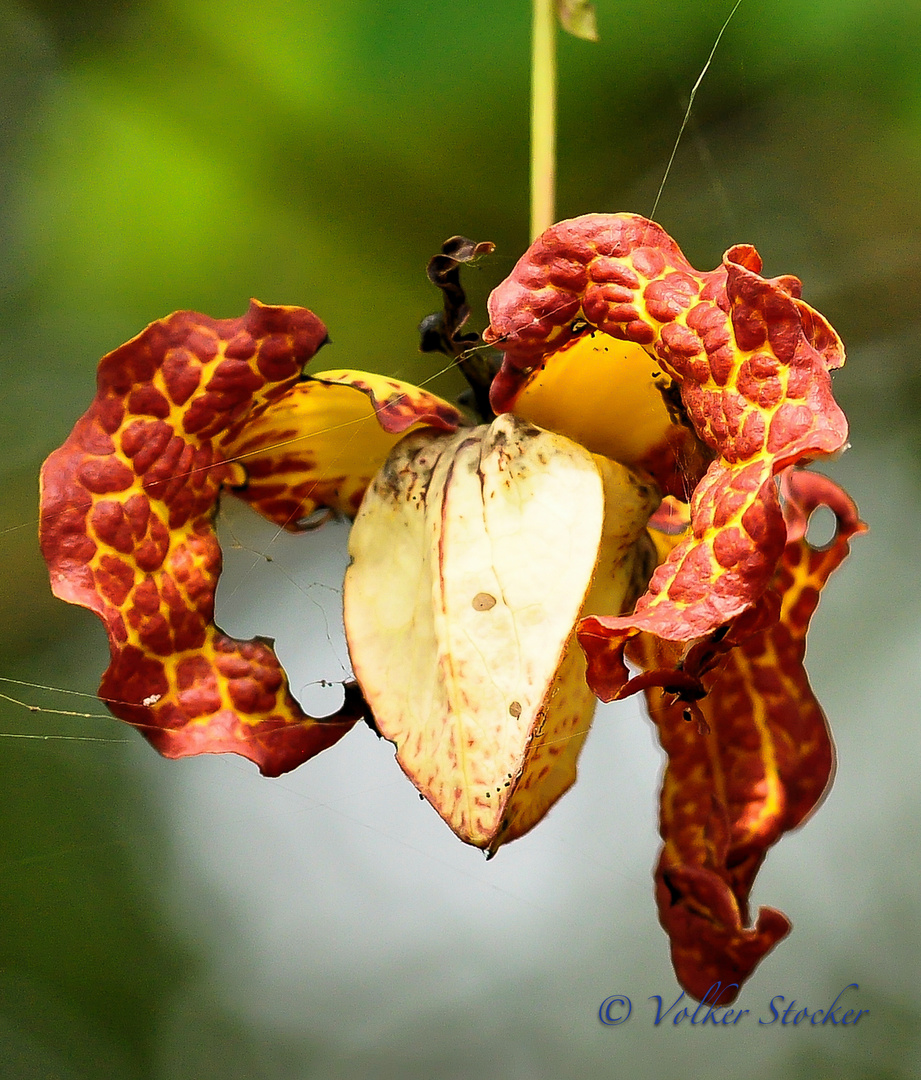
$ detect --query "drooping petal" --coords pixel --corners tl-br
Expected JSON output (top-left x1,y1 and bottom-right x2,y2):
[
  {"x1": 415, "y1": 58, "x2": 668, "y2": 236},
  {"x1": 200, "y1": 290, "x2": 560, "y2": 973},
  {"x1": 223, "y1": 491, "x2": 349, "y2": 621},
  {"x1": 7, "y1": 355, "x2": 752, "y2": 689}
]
[
  {"x1": 344, "y1": 414, "x2": 658, "y2": 850},
  {"x1": 628, "y1": 471, "x2": 865, "y2": 1002},
  {"x1": 484, "y1": 213, "x2": 849, "y2": 695},
  {"x1": 39, "y1": 301, "x2": 465, "y2": 774}
]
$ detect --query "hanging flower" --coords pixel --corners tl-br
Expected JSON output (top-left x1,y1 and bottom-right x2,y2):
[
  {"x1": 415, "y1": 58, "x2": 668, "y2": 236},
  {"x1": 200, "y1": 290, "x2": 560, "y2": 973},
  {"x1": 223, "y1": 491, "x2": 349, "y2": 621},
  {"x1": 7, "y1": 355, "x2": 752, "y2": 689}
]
[{"x1": 38, "y1": 214, "x2": 862, "y2": 1002}]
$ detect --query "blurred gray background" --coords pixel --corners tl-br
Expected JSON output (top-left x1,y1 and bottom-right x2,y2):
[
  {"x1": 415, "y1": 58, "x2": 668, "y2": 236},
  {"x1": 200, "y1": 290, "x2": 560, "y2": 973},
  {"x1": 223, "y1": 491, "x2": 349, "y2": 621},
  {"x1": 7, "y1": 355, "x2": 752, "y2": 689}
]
[{"x1": 1, "y1": 1, "x2": 919, "y2": 1076}]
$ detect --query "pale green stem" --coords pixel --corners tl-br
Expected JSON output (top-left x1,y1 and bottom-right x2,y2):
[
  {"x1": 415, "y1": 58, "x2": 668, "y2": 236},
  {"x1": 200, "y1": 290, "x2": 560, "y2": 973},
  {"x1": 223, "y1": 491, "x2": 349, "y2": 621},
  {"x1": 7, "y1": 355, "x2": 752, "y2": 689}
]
[{"x1": 530, "y1": 0, "x2": 557, "y2": 241}]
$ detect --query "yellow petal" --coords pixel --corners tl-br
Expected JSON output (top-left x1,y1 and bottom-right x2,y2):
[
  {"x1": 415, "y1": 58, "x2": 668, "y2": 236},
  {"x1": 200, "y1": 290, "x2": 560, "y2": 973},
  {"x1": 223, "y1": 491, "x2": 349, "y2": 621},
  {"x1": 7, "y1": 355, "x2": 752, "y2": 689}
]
[
  {"x1": 495, "y1": 454, "x2": 658, "y2": 851},
  {"x1": 509, "y1": 331, "x2": 681, "y2": 471},
  {"x1": 226, "y1": 370, "x2": 464, "y2": 529},
  {"x1": 344, "y1": 415, "x2": 657, "y2": 849}
]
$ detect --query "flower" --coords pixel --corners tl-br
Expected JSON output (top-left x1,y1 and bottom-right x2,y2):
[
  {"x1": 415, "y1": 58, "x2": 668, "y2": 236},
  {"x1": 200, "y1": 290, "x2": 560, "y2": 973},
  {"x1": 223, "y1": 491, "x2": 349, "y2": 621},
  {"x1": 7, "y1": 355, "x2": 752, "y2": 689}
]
[{"x1": 39, "y1": 214, "x2": 863, "y2": 1002}]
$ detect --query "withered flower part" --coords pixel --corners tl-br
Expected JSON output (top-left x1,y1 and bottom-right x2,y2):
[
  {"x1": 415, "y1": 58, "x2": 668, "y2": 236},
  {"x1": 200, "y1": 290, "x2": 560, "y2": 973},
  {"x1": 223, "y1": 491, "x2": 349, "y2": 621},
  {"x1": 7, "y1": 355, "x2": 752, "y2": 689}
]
[
  {"x1": 419, "y1": 234, "x2": 499, "y2": 422},
  {"x1": 634, "y1": 471, "x2": 863, "y2": 999},
  {"x1": 40, "y1": 213, "x2": 861, "y2": 1004}
]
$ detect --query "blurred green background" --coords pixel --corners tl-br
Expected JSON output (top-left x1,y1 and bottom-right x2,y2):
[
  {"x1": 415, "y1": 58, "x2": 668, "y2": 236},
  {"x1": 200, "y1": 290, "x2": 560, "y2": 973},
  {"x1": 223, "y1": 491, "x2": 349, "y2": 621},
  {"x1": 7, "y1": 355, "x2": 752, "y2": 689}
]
[{"x1": 1, "y1": 1, "x2": 919, "y2": 1077}]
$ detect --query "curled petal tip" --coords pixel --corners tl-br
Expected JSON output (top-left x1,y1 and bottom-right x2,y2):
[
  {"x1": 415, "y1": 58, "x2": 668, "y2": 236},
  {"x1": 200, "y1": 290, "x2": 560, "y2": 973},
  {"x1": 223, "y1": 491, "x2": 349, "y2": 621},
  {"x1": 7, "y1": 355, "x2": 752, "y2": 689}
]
[
  {"x1": 780, "y1": 468, "x2": 867, "y2": 546},
  {"x1": 627, "y1": 470, "x2": 860, "y2": 1000}
]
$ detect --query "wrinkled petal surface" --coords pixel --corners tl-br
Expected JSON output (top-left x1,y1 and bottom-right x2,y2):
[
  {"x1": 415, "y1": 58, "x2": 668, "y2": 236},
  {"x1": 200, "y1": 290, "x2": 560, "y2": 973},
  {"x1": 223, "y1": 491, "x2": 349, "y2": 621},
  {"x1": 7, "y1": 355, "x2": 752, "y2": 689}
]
[
  {"x1": 39, "y1": 300, "x2": 464, "y2": 774},
  {"x1": 344, "y1": 415, "x2": 657, "y2": 849},
  {"x1": 628, "y1": 471, "x2": 865, "y2": 1002},
  {"x1": 485, "y1": 213, "x2": 849, "y2": 695}
]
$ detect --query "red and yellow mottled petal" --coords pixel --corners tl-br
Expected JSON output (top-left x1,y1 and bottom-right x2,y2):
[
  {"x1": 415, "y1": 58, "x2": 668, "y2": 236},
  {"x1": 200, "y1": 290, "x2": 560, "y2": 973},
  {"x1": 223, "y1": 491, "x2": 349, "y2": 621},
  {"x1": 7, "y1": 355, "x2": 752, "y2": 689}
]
[
  {"x1": 628, "y1": 471, "x2": 864, "y2": 1002},
  {"x1": 98, "y1": 632, "x2": 360, "y2": 777},
  {"x1": 486, "y1": 213, "x2": 849, "y2": 689},
  {"x1": 579, "y1": 457, "x2": 785, "y2": 700},
  {"x1": 308, "y1": 369, "x2": 466, "y2": 434},
  {"x1": 225, "y1": 370, "x2": 465, "y2": 529},
  {"x1": 39, "y1": 301, "x2": 463, "y2": 773}
]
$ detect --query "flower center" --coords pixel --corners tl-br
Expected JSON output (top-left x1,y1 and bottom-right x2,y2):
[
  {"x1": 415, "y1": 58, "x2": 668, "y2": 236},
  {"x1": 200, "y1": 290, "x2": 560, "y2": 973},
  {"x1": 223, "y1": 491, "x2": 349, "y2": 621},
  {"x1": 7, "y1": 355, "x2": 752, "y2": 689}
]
[{"x1": 511, "y1": 332, "x2": 676, "y2": 467}]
